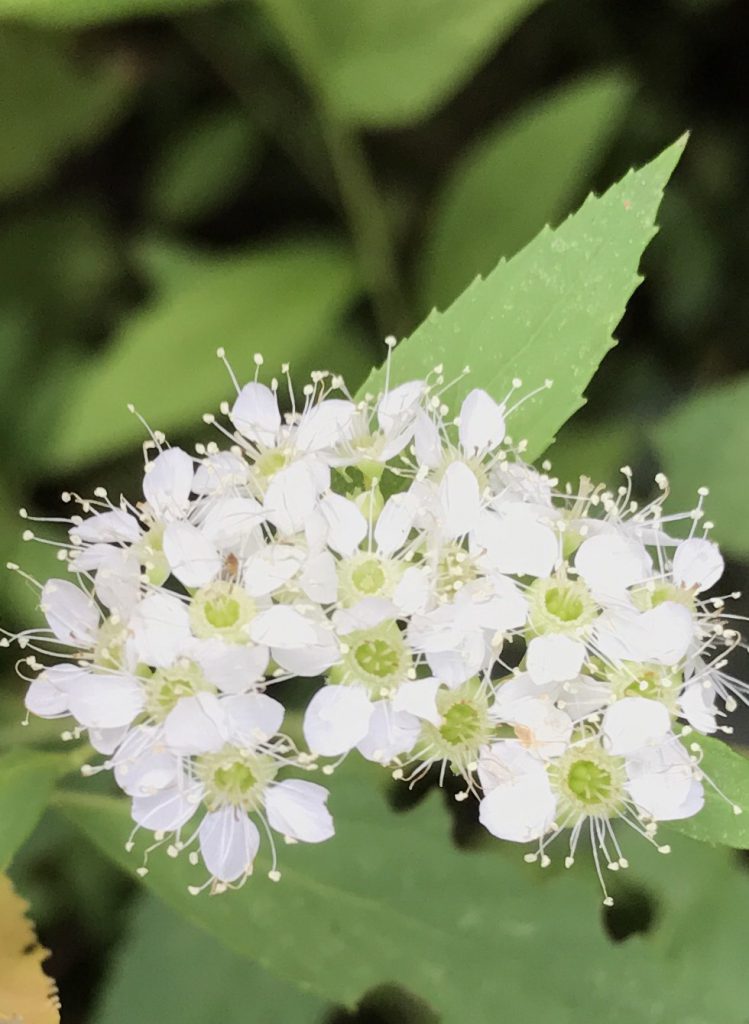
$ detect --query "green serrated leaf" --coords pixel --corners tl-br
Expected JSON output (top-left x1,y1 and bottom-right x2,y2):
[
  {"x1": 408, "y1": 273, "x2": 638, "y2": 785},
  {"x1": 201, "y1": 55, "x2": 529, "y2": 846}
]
[
  {"x1": 359, "y1": 136, "x2": 687, "y2": 462},
  {"x1": 58, "y1": 758, "x2": 749, "y2": 1023},
  {"x1": 38, "y1": 241, "x2": 360, "y2": 472},
  {"x1": 420, "y1": 72, "x2": 634, "y2": 313},
  {"x1": 651, "y1": 375, "x2": 749, "y2": 557},
  {"x1": 0, "y1": 0, "x2": 222, "y2": 25},
  {"x1": 0, "y1": 26, "x2": 134, "y2": 198},
  {"x1": 667, "y1": 736, "x2": 749, "y2": 848},
  {"x1": 257, "y1": 0, "x2": 546, "y2": 127},
  {"x1": 95, "y1": 895, "x2": 329, "y2": 1024},
  {"x1": 0, "y1": 750, "x2": 72, "y2": 871}
]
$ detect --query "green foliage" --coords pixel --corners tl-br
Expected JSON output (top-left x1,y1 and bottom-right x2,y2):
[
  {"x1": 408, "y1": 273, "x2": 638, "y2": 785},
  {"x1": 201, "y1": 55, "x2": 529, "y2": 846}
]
[
  {"x1": 421, "y1": 72, "x2": 634, "y2": 311},
  {"x1": 651, "y1": 375, "x2": 749, "y2": 557},
  {"x1": 147, "y1": 107, "x2": 261, "y2": 225},
  {"x1": 95, "y1": 895, "x2": 329, "y2": 1023},
  {"x1": 0, "y1": 0, "x2": 224, "y2": 25},
  {"x1": 667, "y1": 737, "x2": 749, "y2": 848},
  {"x1": 546, "y1": 418, "x2": 642, "y2": 489},
  {"x1": 41, "y1": 242, "x2": 361, "y2": 471},
  {"x1": 0, "y1": 26, "x2": 134, "y2": 198},
  {"x1": 360, "y1": 138, "x2": 685, "y2": 462},
  {"x1": 60, "y1": 763, "x2": 749, "y2": 1023},
  {"x1": 257, "y1": 0, "x2": 546, "y2": 127},
  {"x1": 0, "y1": 750, "x2": 71, "y2": 871}
]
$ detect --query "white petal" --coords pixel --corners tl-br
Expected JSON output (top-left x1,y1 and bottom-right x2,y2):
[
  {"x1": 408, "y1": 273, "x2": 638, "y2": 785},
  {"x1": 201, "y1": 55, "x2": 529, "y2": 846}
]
[
  {"x1": 473, "y1": 509, "x2": 557, "y2": 578},
  {"x1": 457, "y1": 575, "x2": 528, "y2": 632},
  {"x1": 439, "y1": 462, "x2": 480, "y2": 538},
  {"x1": 250, "y1": 606, "x2": 318, "y2": 648},
  {"x1": 143, "y1": 447, "x2": 194, "y2": 519},
  {"x1": 505, "y1": 697, "x2": 573, "y2": 759},
  {"x1": 679, "y1": 679, "x2": 718, "y2": 734},
  {"x1": 426, "y1": 634, "x2": 485, "y2": 686},
  {"x1": 265, "y1": 779, "x2": 334, "y2": 842},
  {"x1": 222, "y1": 692, "x2": 284, "y2": 744},
  {"x1": 264, "y1": 462, "x2": 318, "y2": 535},
  {"x1": 459, "y1": 389, "x2": 505, "y2": 456},
  {"x1": 377, "y1": 380, "x2": 424, "y2": 433},
  {"x1": 413, "y1": 411, "x2": 441, "y2": 469},
  {"x1": 89, "y1": 725, "x2": 129, "y2": 755},
  {"x1": 477, "y1": 739, "x2": 542, "y2": 792},
  {"x1": 129, "y1": 593, "x2": 191, "y2": 668},
  {"x1": 192, "y1": 639, "x2": 269, "y2": 693},
  {"x1": 230, "y1": 382, "x2": 281, "y2": 447},
  {"x1": 272, "y1": 626, "x2": 340, "y2": 677},
  {"x1": 526, "y1": 635, "x2": 585, "y2": 685},
  {"x1": 673, "y1": 538, "x2": 724, "y2": 592},
  {"x1": 374, "y1": 493, "x2": 417, "y2": 557},
  {"x1": 299, "y1": 551, "x2": 338, "y2": 604},
  {"x1": 575, "y1": 532, "x2": 652, "y2": 597},
  {"x1": 70, "y1": 508, "x2": 140, "y2": 544},
  {"x1": 41, "y1": 579, "x2": 98, "y2": 646},
  {"x1": 320, "y1": 493, "x2": 367, "y2": 556},
  {"x1": 625, "y1": 742, "x2": 701, "y2": 820},
  {"x1": 645, "y1": 603, "x2": 694, "y2": 666},
  {"x1": 357, "y1": 701, "x2": 421, "y2": 762},
  {"x1": 391, "y1": 678, "x2": 441, "y2": 725},
  {"x1": 595, "y1": 603, "x2": 693, "y2": 667},
  {"x1": 199, "y1": 807, "x2": 260, "y2": 882},
  {"x1": 192, "y1": 451, "x2": 250, "y2": 495},
  {"x1": 602, "y1": 697, "x2": 672, "y2": 756},
  {"x1": 294, "y1": 399, "x2": 356, "y2": 452},
  {"x1": 479, "y1": 777, "x2": 556, "y2": 842},
  {"x1": 116, "y1": 745, "x2": 180, "y2": 798},
  {"x1": 92, "y1": 547, "x2": 141, "y2": 618},
  {"x1": 392, "y1": 567, "x2": 430, "y2": 616},
  {"x1": 66, "y1": 673, "x2": 144, "y2": 730},
  {"x1": 477, "y1": 745, "x2": 556, "y2": 842},
  {"x1": 163, "y1": 693, "x2": 227, "y2": 755},
  {"x1": 25, "y1": 666, "x2": 75, "y2": 717},
  {"x1": 243, "y1": 545, "x2": 303, "y2": 597},
  {"x1": 163, "y1": 522, "x2": 221, "y2": 588},
  {"x1": 303, "y1": 685, "x2": 373, "y2": 756},
  {"x1": 333, "y1": 598, "x2": 394, "y2": 635},
  {"x1": 132, "y1": 782, "x2": 202, "y2": 832},
  {"x1": 200, "y1": 497, "x2": 263, "y2": 552}
]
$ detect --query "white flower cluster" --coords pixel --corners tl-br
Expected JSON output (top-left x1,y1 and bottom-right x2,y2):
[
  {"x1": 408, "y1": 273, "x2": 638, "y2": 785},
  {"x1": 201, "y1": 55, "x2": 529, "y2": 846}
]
[{"x1": 8, "y1": 351, "x2": 745, "y2": 900}]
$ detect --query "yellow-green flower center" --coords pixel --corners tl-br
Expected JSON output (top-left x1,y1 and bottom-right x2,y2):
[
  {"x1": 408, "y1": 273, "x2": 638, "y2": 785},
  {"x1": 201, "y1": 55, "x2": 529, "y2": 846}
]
[
  {"x1": 527, "y1": 575, "x2": 598, "y2": 637},
  {"x1": 190, "y1": 581, "x2": 256, "y2": 642},
  {"x1": 197, "y1": 746, "x2": 278, "y2": 811}
]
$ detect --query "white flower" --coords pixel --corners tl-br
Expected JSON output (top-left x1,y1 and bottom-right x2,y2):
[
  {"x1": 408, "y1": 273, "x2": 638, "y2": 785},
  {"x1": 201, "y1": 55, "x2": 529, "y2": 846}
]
[
  {"x1": 601, "y1": 697, "x2": 672, "y2": 756},
  {"x1": 672, "y1": 537, "x2": 724, "y2": 592},
  {"x1": 478, "y1": 742, "x2": 556, "y2": 842},
  {"x1": 143, "y1": 447, "x2": 195, "y2": 520}
]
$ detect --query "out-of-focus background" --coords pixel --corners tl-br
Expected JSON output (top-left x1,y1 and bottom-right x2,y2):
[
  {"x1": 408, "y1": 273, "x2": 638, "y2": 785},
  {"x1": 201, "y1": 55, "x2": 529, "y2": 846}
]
[{"x1": 1, "y1": 1, "x2": 748, "y2": 1021}]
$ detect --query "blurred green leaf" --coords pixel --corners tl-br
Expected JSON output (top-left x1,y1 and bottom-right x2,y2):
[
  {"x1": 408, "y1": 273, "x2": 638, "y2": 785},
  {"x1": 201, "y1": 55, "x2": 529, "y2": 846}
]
[
  {"x1": 96, "y1": 895, "x2": 329, "y2": 1023},
  {"x1": 40, "y1": 240, "x2": 360, "y2": 471},
  {"x1": 0, "y1": 485, "x2": 64, "y2": 626},
  {"x1": 667, "y1": 736, "x2": 749, "y2": 848},
  {"x1": 0, "y1": 750, "x2": 71, "y2": 870},
  {"x1": 147, "y1": 106, "x2": 260, "y2": 225},
  {"x1": 257, "y1": 0, "x2": 546, "y2": 127},
  {"x1": 421, "y1": 73, "x2": 634, "y2": 312},
  {"x1": 0, "y1": 26, "x2": 134, "y2": 198},
  {"x1": 360, "y1": 137, "x2": 686, "y2": 462},
  {"x1": 0, "y1": 204, "x2": 123, "y2": 334},
  {"x1": 546, "y1": 417, "x2": 642, "y2": 489},
  {"x1": 0, "y1": 0, "x2": 225, "y2": 24},
  {"x1": 59, "y1": 757, "x2": 749, "y2": 1023},
  {"x1": 651, "y1": 375, "x2": 749, "y2": 557}
]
